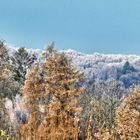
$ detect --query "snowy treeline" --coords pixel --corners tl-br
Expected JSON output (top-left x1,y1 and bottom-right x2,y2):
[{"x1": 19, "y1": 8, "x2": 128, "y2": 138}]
[{"x1": 63, "y1": 49, "x2": 140, "y2": 88}]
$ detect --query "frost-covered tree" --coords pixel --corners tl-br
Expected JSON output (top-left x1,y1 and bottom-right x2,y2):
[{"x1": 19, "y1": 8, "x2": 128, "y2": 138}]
[
  {"x1": 86, "y1": 79, "x2": 125, "y2": 138},
  {"x1": 11, "y1": 47, "x2": 36, "y2": 88},
  {"x1": 0, "y1": 41, "x2": 10, "y2": 66},
  {"x1": 0, "y1": 96, "x2": 11, "y2": 134},
  {"x1": 0, "y1": 41, "x2": 19, "y2": 100},
  {"x1": 122, "y1": 61, "x2": 135, "y2": 74}
]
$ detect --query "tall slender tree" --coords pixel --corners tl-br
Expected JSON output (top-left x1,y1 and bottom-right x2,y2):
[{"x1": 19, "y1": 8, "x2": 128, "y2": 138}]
[
  {"x1": 0, "y1": 41, "x2": 9, "y2": 66},
  {"x1": 17, "y1": 64, "x2": 46, "y2": 139},
  {"x1": 0, "y1": 41, "x2": 19, "y2": 100},
  {"x1": 38, "y1": 48, "x2": 85, "y2": 140}
]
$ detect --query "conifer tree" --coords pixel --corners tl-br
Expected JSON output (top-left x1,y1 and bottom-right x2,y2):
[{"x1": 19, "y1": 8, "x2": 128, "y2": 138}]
[
  {"x1": 115, "y1": 88, "x2": 140, "y2": 139},
  {"x1": 38, "y1": 48, "x2": 85, "y2": 140},
  {"x1": 122, "y1": 61, "x2": 135, "y2": 74},
  {"x1": 11, "y1": 47, "x2": 36, "y2": 88},
  {"x1": 18, "y1": 64, "x2": 46, "y2": 139}
]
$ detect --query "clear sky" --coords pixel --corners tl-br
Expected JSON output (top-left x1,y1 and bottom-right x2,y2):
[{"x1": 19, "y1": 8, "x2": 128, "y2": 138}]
[{"x1": 0, "y1": 0, "x2": 140, "y2": 54}]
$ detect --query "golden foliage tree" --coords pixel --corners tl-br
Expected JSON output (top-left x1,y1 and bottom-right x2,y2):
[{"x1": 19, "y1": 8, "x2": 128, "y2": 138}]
[
  {"x1": 18, "y1": 47, "x2": 85, "y2": 140},
  {"x1": 115, "y1": 88, "x2": 140, "y2": 139},
  {"x1": 17, "y1": 64, "x2": 46, "y2": 139},
  {"x1": 38, "y1": 48, "x2": 85, "y2": 140}
]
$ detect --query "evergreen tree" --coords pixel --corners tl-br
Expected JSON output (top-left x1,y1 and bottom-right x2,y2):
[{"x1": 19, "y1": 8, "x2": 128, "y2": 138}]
[
  {"x1": 122, "y1": 61, "x2": 135, "y2": 74},
  {"x1": 11, "y1": 47, "x2": 36, "y2": 87}
]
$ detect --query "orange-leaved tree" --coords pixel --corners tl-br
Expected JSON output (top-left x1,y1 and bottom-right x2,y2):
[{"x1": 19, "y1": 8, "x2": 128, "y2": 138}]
[
  {"x1": 38, "y1": 47, "x2": 85, "y2": 140},
  {"x1": 17, "y1": 64, "x2": 46, "y2": 139},
  {"x1": 115, "y1": 88, "x2": 140, "y2": 139}
]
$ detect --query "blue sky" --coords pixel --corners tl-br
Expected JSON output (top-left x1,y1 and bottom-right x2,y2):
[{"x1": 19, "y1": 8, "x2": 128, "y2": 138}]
[{"x1": 0, "y1": 0, "x2": 140, "y2": 54}]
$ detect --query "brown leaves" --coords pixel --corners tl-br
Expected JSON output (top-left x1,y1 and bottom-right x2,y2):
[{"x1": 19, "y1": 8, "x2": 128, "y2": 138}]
[{"x1": 115, "y1": 88, "x2": 140, "y2": 139}]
